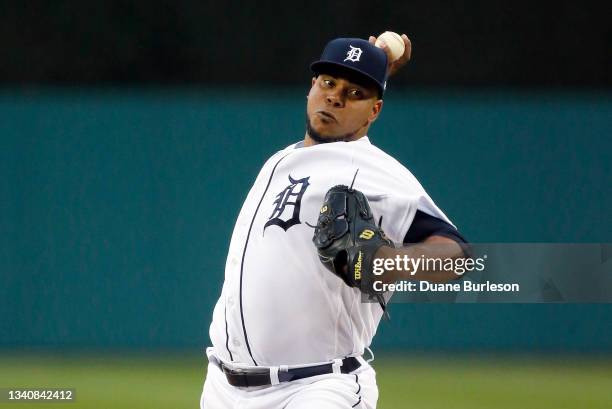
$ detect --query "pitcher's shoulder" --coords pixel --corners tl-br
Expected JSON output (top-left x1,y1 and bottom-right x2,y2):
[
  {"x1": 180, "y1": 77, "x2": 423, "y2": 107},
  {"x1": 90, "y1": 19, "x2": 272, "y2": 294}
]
[{"x1": 352, "y1": 140, "x2": 415, "y2": 176}]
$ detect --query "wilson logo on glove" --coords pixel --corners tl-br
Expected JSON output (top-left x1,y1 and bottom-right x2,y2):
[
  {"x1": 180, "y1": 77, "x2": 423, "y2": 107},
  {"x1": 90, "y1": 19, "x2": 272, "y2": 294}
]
[{"x1": 359, "y1": 229, "x2": 375, "y2": 240}]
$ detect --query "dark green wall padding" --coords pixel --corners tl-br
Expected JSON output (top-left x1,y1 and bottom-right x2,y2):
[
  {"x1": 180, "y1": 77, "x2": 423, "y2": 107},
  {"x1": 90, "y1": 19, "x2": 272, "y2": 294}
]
[{"x1": 1, "y1": 89, "x2": 610, "y2": 351}]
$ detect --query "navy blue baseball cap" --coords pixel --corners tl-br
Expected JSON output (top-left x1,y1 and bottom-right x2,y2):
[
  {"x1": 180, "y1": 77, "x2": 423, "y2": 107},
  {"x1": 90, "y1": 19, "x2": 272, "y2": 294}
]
[{"x1": 310, "y1": 38, "x2": 388, "y2": 97}]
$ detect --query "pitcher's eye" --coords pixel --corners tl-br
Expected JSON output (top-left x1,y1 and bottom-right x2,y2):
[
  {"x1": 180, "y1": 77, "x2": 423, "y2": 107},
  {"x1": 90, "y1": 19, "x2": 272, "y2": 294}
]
[
  {"x1": 349, "y1": 89, "x2": 363, "y2": 98},
  {"x1": 322, "y1": 79, "x2": 334, "y2": 88}
]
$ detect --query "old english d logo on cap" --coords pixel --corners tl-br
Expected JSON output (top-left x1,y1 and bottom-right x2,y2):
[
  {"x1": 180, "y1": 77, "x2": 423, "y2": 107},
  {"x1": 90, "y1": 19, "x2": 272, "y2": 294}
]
[
  {"x1": 344, "y1": 45, "x2": 363, "y2": 62},
  {"x1": 310, "y1": 38, "x2": 389, "y2": 97}
]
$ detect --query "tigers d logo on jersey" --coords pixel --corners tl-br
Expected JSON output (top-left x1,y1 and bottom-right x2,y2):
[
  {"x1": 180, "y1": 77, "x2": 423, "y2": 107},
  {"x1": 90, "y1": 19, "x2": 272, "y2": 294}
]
[{"x1": 264, "y1": 175, "x2": 310, "y2": 232}]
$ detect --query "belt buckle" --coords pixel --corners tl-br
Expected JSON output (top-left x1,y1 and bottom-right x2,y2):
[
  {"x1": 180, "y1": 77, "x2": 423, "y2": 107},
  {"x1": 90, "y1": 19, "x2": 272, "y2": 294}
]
[
  {"x1": 224, "y1": 366, "x2": 269, "y2": 376},
  {"x1": 222, "y1": 365, "x2": 244, "y2": 375},
  {"x1": 222, "y1": 364, "x2": 271, "y2": 387}
]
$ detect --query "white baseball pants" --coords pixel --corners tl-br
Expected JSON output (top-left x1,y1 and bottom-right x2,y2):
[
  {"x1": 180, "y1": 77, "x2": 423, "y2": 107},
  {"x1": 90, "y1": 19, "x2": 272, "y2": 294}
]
[{"x1": 200, "y1": 360, "x2": 378, "y2": 409}]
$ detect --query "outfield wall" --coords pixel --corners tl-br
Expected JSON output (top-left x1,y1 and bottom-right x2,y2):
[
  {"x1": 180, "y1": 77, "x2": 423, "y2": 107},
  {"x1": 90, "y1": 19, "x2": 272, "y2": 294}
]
[{"x1": 1, "y1": 89, "x2": 610, "y2": 351}]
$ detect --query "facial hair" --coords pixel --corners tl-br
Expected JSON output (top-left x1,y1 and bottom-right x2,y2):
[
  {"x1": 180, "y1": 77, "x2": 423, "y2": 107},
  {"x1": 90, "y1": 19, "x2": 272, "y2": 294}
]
[{"x1": 306, "y1": 116, "x2": 369, "y2": 144}]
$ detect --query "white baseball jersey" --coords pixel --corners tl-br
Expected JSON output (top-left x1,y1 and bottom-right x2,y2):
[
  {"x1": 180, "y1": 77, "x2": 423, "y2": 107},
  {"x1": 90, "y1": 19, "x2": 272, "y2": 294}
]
[{"x1": 209, "y1": 136, "x2": 451, "y2": 366}]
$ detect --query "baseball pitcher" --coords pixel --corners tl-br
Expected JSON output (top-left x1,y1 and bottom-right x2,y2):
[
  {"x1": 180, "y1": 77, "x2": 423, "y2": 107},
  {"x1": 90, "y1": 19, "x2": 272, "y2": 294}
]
[{"x1": 200, "y1": 33, "x2": 468, "y2": 409}]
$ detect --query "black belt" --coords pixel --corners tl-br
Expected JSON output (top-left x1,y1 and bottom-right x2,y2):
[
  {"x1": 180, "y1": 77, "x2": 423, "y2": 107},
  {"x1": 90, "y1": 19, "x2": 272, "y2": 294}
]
[{"x1": 210, "y1": 356, "x2": 362, "y2": 387}]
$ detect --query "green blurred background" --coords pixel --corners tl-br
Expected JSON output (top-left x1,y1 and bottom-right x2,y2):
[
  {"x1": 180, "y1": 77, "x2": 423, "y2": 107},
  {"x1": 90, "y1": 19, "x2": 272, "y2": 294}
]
[
  {"x1": 1, "y1": 353, "x2": 611, "y2": 409},
  {"x1": 1, "y1": 1, "x2": 611, "y2": 407}
]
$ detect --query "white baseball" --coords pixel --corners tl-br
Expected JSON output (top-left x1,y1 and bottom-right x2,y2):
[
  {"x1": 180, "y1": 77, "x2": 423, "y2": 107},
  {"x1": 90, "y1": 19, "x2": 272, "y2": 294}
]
[{"x1": 374, "y1": 31, "x2": 405, "y2": 62}]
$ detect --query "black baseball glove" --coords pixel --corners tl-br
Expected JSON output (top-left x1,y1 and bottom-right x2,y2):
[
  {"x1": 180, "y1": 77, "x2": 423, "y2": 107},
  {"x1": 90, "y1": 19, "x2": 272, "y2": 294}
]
[{"x1": 312, "y1": 184, "x2": 394, "y2": 317}]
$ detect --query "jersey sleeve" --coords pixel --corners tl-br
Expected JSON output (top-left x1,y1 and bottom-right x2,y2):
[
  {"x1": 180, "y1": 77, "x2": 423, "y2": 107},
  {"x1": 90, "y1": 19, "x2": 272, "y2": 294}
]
[
  {"x1": 353, "y1": 170, "x2": 454, "y2": 246},
  {"x1": 341, "y1": 139, "x2": 460, "y2": 247}
]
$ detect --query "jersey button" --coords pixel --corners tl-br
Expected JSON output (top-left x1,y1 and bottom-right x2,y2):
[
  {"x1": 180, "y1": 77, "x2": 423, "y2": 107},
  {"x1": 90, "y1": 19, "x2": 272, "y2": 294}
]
[
  {"x1": 227, "y1": 297, "x2": 234, "y2": 307},
  {"x1": 231, "y1": 258, "x2": 239, "y2": 266},
  {"x1": 232, "y1": 338, "x2": 241, "y2": 347}
]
